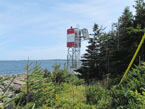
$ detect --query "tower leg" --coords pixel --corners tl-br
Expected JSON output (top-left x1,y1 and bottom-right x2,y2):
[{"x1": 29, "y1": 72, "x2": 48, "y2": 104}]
[{"x1": 67, "y1": 47, "x2": 81, "y2": 71}]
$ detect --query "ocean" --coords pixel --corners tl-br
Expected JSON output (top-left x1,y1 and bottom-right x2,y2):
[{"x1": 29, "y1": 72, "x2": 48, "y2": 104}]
[{"x1": 0, "y1": 60, "x2": 67, "y2": 75}]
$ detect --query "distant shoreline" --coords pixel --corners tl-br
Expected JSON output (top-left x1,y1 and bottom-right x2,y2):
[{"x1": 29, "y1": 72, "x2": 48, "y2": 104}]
[
  {"x1": 0, "y1": 59, "x2": 67, "y2": 61},
  {"x1": 0, "y1": 60, "x2": 67, "y2": 75},
  {"x1": 0, "y1": 72, "x2": 27, "y2": 76}
]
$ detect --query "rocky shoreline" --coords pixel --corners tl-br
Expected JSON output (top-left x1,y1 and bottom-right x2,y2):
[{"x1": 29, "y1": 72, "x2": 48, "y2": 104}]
[{"x1": 0, "y1": 73, "x2": 27, "y2": 107}]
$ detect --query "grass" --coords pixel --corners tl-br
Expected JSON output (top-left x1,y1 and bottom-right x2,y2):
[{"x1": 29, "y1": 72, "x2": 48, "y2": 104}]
[
  {"x1": 57, "y1": 84, "x2": 85, "y2": 102},
  {"x1": 54, "y1": 83, "x2": 96, "y2": 109}
]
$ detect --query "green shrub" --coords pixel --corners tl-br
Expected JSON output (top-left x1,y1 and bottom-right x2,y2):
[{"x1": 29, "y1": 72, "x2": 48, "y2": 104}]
[
  {"x1": 52, "y1": 64, "x2": 61, "y2": 71},
  {"x1": 108, "y1": 75, "x2": 121, "y2": 88},
  {"x1": 108, "y1": 64, "x2": 145, "y2": 108},
  {"x1": 19, "y1": 63, "x2": 57, "y2": 108},
  {"x1": 51, "y1": 69, "x2": 67, "y2": 84},
  {"x1": 31, "y1": 61, "x2": 43, "y2": 74},
  {"x1": 110, "y1": 85, "x2": 137, "y2": 108},
  {"x1": 74, "y1": 102, "x2": 95, "y2": 109},
  {"x1": 133, "y1": 88, "x2": 145, "y2": 108},
  {"x1": 0, "y1": 76, "x2": 18, "y2": 109},
  {"x1": 123, "y1": 65, "x2": 145, "y2": 92},
  {"x1": 67, "y1": 75, "x2": 85, "y2": 85},
  {"x1": 43, "y1": 68, "x2": 51, "y2": 78},
  {"x1": 55, "y1": 100, "x2": 95, "y2": 109},
  {"x1": 21, "y1": 79, "x2": 56, "y2": 108},
  {"x1": 85, "y1": 85, "x2": 111, "y2": 107},
  {"x1": 54, "y1": 98, "x2": 73, "y2": 109},
  {"x1": 22, "y1": 102, "x2": 34, "y2": 109},
  {"x1": 54, "y1": 94, "x2": 95, "y2": 109}
]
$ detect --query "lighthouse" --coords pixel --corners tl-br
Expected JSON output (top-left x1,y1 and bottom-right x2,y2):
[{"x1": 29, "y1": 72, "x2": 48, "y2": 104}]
[{"x1": 67, "y1": 26, "x2": 89, "y2": 71}]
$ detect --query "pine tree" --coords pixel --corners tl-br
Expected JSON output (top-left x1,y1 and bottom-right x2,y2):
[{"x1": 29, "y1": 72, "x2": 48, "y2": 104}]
[
  {"x1": 77, "y1": 24, "x2": 104, "y2": 82},
  {"x1": 134, "y1": 0, "x2": 145, "y2": 29},
  {"x1": 108, "y1": 4, "x2": 145, "y2": 78},
  {"x1": 106, "y1": 7, "x2": 135, "y2": 77},
  {"x1": 77, "y1": 0, "x2": 145, "y2": 82},
  {"x1": 133, "y1": 0, "x2": 145, "y2": 62}
]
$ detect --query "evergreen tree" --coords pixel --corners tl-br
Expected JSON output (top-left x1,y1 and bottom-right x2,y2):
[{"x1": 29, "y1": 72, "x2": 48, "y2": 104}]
[
  {"x1": 134, "y1": 0, "x2": 145, "y2": 29},
  {"x1": 77, "y1": 0, "x2": 145, "y2": 82},
  {"x1": 108, "y1": 3, "x2": 145, "y2": 78},
  {"x1": 77, "y1": 24, "x2": 104, "y2": 82},
  {"x1": 107, "y1": 7, "x2": 135, "y2": 77},
  {"x1": 133, "y1": 0, "x2": 145, "y2": 62}
]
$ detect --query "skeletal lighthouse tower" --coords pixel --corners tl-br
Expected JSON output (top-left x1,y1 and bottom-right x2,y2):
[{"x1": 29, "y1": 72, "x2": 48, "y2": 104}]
[{"x1": 67, "y1": 26, "x2": 89, "y2": 71}]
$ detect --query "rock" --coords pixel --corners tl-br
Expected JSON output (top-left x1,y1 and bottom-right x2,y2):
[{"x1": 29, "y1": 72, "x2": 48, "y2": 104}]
[
  {"x1": 2, "y1": 81, "x2": 9, "y2": 86},
  {"x1": 11, "y1": 84, "x2": 21, "y2": 91},
  {"x1": 13, "y1": 80, "x2": 25, "y2": 85},
  {"x1": 0, "y1": 85, "x2": 5, "y2": 90},
  {"x1": 0, "y1": 73, "x2": 27, "y2": 101},
  {"x1": 0, "y1": 89, "x2": 3, "y2": 93},
  {"x1": 7, "y1": 91, "x2": 13, "y2": 98}
]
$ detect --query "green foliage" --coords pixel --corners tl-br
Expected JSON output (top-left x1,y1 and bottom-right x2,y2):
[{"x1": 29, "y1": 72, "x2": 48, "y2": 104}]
[
  {"x1": 85, "y1": 85, "x2": 112, "y2": 108},
  {"x1": 54, "y1": 84, "x2": 96, "y2": 109},
  {"x1": 109, "y1": 64, "x2": 145, "y2": 108},
  {"x1": 18, "y1": 62, "x2": 57, "y2": 108},
  {"x1": 134, "y1": 0, "x2": 145, "y2": 29},
  {"x1": 22, "y1": 102, "x2": 35, "y2": 109},
  {"x1": 33, "y1": 82, "x2": 56, "y2": 107},
  {"x1": 77, "y1": 24, "x2": 105, "y2": 82},
  {"x1": 20, "y1": 63, "x2": 86, "y2": 108},
  {"x1": 78, "y1": 0, "x2": 145, "y2": 82},
  {"x1": 134, "y1": 88, "x2": 145, "y2": 108},
  {"x1": 0, "y1": 76, "x2": 25, "y2": 109},
  {"x1": 110, "y1": 85, "x2": 137, "y2": 108},
  {"x1": 122, "y1": 65, "x2": 145, "y2": 92},
  {"x1": 0, "y1": 76, "x2": 16, "y2": 109},
  {"x1": 51, "y1": 68, "x2": 67, "y2": 84},
  {"x1": 108, "y1": 6, "x2": 135, "y2": 77},
  {"x1": 54, "y1": 99, "x2": 95, "y2": 109},
  {"x1": 43, "y1": 68, "x2": 51, "y2": 78},
  {"x1": 53, "y1": 64, "x2": 61, "y2": 71},
  {"x1": 15, "y1": 61, "x2": 145, "y2": 108},
  {"x1": 66, "y1": 74, "x2": 85, "y2": 85},
  {"x1": 31, "y1": 61, "x2": 43, "y2": 74},
  {"x1": 74, "y1": 102, "x2": 95, "y2": 109}
]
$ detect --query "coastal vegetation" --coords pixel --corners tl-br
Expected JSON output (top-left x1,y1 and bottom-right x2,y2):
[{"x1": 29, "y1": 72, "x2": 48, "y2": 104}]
[
  {"x1": 2, "y1": 62, "x2": 144, "y2": 108},
  {"x1": 0, "y1": 0, "x2": 145, "y2": 108}
]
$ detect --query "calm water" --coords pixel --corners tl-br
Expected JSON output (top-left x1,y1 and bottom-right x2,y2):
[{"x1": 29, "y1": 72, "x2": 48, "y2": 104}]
[{"x1": 0, "y1": 60, "x2": 67, "y2": 75}]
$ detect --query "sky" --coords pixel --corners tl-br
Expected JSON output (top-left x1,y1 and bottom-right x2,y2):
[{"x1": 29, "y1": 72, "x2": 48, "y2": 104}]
[{"x1": 0, "y1": 0, "x2": 136, "y2": 60}]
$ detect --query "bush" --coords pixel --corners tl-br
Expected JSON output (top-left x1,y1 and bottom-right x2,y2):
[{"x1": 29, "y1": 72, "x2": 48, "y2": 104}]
[
  {"x1": 43, "y1": 68, "x2": 51, "y2": 78},
  {"x1": 133, "y1": 88, "x2": 145, "y2": 108},
  {"x1": 74, "y1": 102, "x2": 95, "y2": 109},
  {"x1": 123, "y1": 65, "x2": 145, "y2": 92},
  {"x1": 52, "y1": 64, "x2": 61, "y2": 71},
  {"x1": 85, "y1": 85, "x2": 112, "y2": 108},
  {"x1": 51, "y1": 69, "x2": 67, "y2": 84},
  {"x1": 66, "y1": 74, "x2": 85, "y2": 85},
  {"x1": 53, "y1": 98, "x2": 73, "y2": 109},
  {"x1": 51, "y1": 64, "x2": 68, "y2": 84},
  {"x1": 110, "y1": 85, "x2": 137, "y2": 108},
  {"x1": 19, "y1": 63, "x2": 57, "y2": 108},
  {"x1": 22, "y1": 102, "x2": 35, "y2": 109},
  {"x1": 31, "y1": 61, "x2": 43, "y2": 74},
  {"x1": 108, "y1": 64, "x2": 145, "y2": 108}
]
